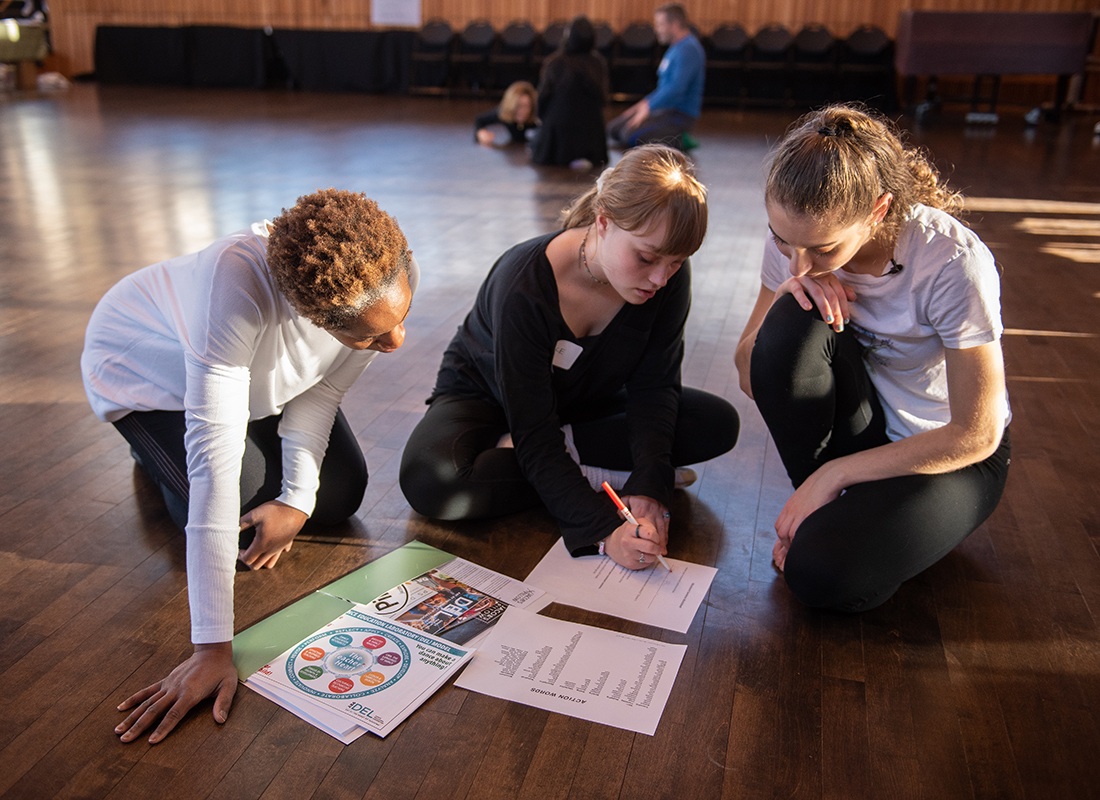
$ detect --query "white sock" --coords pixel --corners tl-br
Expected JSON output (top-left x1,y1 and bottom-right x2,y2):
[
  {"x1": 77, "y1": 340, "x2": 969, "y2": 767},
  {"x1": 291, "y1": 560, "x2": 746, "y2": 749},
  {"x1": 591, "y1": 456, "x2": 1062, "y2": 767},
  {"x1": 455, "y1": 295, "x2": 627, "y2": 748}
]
[
  {"x1": 562, "y1": 423, "x2": 580, "y2": 463},
  {"x1": 579, "y1": 465, "x2": 630, "y2": 492}
]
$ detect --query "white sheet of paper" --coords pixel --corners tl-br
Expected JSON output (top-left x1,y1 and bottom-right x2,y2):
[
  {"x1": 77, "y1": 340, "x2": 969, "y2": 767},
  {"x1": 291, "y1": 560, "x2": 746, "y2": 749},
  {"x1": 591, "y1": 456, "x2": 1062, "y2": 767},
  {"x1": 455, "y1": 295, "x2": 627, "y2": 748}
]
[
  {"x1": 524, "y1": 538, "x2": 717, "y2": 633},
  {"x1": 455, "y1": 607, "x2": 686, "y2": 736}
]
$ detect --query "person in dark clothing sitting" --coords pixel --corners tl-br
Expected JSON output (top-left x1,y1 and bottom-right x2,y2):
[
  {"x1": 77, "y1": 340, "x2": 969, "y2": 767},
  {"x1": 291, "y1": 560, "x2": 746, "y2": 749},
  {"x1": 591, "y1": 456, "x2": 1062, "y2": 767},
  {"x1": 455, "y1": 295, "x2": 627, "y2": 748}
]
[
  {"x1": 532, "y1": 16, "x2": 609, "y2": 169},
  {"x1": 400, "y1": 145, "x2": 739, "y2": 570}
]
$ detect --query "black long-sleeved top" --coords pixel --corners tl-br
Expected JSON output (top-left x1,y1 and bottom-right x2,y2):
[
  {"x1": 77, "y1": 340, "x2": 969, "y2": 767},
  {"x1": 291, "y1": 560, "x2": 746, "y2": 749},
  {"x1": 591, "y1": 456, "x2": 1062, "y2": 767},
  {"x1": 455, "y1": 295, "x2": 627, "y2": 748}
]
[{"x1": 430, "y1": 231, "x2": 688, "y2": 553}]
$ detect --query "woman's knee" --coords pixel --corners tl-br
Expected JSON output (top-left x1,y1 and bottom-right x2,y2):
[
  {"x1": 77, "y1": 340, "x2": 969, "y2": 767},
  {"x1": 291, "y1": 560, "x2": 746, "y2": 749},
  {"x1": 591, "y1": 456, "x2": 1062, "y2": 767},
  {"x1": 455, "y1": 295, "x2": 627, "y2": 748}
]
[
  {"x1": 401, "y1": 439, "x2": 537, "y2": 521},
  {"x1": 399, "y1": 444, "x2": 466, "y2": 519},
  {"x1": 782, "y1": 524, "x2": 899, "y2": 613},
  {"x1": 399, "y1": 445, "x2": 438, "y2": 516},
  {"x1": 756, "y1": 293, "x2": 822, "y2": 352},
  {"x1": 749, "y1": 295, "x2": 828, "y2": 396},
  {"x1": 783, "y1": 563, "x2": 893, "y2": 611},
  {"x1": 311, "y1": 459, "x2": 368, "y2": 525},
  {"x1": 783, "y1": 557, "x2": 897, "y2": 613},
  {"x1": 679, "y1": 389, "x2": 740, "y2": 461},
  {"x1": 707, "y1": 394, "x2": 741, "y2": 456}
]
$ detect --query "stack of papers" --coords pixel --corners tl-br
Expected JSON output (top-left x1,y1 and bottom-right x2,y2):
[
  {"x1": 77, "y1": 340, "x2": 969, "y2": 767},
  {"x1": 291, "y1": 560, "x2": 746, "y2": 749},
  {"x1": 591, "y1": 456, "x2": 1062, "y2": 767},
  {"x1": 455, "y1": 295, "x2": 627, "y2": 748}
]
[
  {"x1": 236, "y1": 538, "x2": 718, "y2": 742},
  {"x1": 246, "y1": 607, "x2": 471, "y2": 743},
  {"x1": 235, "y1": 543, "x2": 550, "y2": 742}
]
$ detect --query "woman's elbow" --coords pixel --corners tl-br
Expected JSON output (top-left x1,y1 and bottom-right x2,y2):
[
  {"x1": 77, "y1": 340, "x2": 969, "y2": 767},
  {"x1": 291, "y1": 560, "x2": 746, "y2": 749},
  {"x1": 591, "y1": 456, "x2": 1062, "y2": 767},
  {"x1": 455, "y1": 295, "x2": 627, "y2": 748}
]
[{"x1": 957, "y1": 417, "x2": 1004, "y2": 464}]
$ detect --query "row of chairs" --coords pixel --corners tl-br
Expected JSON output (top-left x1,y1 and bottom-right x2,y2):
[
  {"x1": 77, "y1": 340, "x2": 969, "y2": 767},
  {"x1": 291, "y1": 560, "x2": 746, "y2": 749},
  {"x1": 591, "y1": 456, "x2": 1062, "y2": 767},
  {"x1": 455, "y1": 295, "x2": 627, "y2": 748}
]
[
  {"x1": 410, "y1": 19, "x2": 898, "y2": 110},
  {"x1": 410, "y1": 18, "x2": 644, "y2": 99},
  {"x1": 706, "y1": 23, "x2": 896, "y2": 109}
]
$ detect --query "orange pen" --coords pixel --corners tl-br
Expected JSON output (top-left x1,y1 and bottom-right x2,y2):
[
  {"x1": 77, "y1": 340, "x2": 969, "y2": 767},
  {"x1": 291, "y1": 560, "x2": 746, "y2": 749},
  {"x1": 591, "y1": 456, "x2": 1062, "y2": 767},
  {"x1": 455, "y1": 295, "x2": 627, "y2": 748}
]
[{"x1": 601, "y1": 481, "x2": 671, "y2": 570}]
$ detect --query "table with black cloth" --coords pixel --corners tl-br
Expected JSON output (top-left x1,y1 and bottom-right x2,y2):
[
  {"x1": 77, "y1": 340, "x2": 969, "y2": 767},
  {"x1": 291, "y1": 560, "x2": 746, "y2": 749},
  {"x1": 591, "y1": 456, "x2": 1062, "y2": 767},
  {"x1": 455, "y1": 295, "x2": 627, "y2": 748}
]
[
  {"x1": 94, "y1": 25, "x2": 415, "y2": 92},
  {"x1": 271, "y1": 29, "x2": 414, "y2": 92}
]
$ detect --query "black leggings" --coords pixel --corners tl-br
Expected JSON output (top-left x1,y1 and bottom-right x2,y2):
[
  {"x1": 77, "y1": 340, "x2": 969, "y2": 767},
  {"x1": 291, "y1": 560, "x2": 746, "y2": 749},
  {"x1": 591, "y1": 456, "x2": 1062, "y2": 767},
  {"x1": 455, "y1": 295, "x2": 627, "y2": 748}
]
[
  {"x1": 750, "y1": 295, "x2": 1011, "y2": 612},
  {"x1": 113, "y1": 408, "x2": 368, "y2": 532},
  {"x1": 398, "y1": 388, "x2": 739, "y2": 521}
]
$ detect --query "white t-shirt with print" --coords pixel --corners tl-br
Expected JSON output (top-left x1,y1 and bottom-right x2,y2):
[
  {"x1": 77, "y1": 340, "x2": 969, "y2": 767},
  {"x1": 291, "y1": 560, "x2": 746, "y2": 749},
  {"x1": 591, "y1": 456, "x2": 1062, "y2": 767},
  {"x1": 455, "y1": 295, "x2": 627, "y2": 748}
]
[{"x1": 761, "y1": 204, "x2": 1010, "y2": 442}]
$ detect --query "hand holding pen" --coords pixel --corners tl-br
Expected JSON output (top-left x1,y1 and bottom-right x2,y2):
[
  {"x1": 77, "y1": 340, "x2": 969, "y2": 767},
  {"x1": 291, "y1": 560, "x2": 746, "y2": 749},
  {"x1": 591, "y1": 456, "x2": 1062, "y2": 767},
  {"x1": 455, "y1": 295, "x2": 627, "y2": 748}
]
[{"x1": 601, "y1": 482, "x2": 671, "y2": 571}]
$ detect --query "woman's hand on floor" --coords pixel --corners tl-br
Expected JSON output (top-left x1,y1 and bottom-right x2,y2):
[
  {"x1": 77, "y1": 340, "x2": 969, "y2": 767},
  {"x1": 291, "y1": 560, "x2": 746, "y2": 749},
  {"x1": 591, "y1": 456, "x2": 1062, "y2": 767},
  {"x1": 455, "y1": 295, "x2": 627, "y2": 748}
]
[{"x1": 114, "y1": 641, "x2": 237, "y2": 745}]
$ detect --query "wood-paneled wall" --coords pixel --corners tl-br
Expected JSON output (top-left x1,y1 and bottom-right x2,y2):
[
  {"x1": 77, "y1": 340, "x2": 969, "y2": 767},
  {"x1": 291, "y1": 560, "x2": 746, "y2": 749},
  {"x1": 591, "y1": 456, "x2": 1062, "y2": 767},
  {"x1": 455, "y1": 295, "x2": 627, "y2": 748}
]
[{"x1": 47, "y1": 0, "x2": 1097, "y2": 81}]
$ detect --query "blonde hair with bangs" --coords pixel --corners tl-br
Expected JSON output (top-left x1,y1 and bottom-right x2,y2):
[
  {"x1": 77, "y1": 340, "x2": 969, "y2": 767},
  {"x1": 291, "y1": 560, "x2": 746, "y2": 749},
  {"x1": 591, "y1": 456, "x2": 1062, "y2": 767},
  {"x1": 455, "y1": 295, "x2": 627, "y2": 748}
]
[
  {"x1": 560, "y1": 144, "x2": 708, "y2": 256},
  {"x1": 498, "y1": 81, "x2": 538, "y2": 125}
]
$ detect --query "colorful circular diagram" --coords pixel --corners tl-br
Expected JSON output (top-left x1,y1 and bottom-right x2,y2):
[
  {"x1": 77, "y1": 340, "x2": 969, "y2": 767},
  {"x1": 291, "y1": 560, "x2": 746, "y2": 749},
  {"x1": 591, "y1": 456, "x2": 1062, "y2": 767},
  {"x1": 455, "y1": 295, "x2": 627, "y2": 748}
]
[{"x1": 285, "y1": 626, "x2": 411, "y2": 699}]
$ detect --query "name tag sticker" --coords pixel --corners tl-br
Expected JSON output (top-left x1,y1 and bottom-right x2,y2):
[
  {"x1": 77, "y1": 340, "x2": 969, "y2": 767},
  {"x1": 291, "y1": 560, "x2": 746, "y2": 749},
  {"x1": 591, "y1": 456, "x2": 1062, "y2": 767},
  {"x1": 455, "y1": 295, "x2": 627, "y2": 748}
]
[{"x1": 552, "y1": 340, "x2": 583, "y2": 370}]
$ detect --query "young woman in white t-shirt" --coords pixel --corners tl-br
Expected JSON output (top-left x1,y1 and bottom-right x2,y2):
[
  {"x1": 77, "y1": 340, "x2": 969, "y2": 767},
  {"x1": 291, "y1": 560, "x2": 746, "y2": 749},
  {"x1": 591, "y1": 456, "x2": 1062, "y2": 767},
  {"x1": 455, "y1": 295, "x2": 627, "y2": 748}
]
[{"x1": 735, "y1": 105, "x2": 1011, "y2": 612}]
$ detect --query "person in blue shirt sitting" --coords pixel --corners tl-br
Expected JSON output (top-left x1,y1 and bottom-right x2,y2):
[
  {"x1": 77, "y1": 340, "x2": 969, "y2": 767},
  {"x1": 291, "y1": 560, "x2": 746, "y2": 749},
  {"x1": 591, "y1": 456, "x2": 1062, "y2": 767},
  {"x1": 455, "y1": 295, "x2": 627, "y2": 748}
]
[{"x1": 607, "y1": 3, "x2": 704, "y2": 151}]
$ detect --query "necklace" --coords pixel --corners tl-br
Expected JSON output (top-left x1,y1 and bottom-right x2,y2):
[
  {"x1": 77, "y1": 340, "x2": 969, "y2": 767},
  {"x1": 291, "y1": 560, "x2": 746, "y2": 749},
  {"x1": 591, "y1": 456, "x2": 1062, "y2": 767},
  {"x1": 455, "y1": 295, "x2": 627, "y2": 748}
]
[{"x1": 579, "y1": 226, "x2": 609, "y2": 285}]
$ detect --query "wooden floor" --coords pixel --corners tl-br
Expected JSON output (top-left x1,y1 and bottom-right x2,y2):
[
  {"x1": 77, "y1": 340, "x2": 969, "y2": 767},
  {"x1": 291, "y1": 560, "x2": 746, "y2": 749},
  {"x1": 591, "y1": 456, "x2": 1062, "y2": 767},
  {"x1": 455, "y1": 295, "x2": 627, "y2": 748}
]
[{"x1": 1, "y1": 85, "x2": 1099, "y2": 800}]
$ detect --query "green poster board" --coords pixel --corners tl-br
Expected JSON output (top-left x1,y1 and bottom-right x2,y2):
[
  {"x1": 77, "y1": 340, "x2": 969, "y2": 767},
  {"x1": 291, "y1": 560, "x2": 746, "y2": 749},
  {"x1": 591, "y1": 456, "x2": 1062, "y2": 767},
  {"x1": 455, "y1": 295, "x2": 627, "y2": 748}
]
[{"x1": 232, "y1": 540, "x2": 454, "y2": 679}]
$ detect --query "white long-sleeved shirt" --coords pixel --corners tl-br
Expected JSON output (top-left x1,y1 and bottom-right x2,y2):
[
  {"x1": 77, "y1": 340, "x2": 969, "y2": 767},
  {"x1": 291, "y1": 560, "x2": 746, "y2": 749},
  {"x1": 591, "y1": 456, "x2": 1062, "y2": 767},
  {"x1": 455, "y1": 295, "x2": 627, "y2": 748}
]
[{"x1": 81, "y1": 223, "x2": 409, "y2": 643}]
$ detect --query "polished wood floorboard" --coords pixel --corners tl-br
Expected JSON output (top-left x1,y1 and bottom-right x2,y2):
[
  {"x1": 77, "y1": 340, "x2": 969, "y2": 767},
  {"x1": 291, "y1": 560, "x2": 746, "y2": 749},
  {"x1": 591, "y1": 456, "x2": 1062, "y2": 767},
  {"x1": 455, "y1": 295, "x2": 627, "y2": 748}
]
[{"x1": 1, "y1": 86, "x2": 1098, "y2": 799}]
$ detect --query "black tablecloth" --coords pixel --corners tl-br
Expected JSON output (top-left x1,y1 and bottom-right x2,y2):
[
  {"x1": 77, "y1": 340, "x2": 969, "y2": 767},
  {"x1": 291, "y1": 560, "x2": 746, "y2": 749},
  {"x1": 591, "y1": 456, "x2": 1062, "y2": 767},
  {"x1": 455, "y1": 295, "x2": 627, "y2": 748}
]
[{"x1": 95, "y1": 25, "x2": 416, "y2": 92}]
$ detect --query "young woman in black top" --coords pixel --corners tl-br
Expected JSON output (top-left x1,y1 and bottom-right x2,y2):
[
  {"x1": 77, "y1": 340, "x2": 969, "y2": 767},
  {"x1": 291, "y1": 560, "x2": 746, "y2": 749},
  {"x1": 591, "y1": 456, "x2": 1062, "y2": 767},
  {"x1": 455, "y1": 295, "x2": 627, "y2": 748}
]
[{"x1": 400, "y1": 145, "x2": 738, "y2": 569}]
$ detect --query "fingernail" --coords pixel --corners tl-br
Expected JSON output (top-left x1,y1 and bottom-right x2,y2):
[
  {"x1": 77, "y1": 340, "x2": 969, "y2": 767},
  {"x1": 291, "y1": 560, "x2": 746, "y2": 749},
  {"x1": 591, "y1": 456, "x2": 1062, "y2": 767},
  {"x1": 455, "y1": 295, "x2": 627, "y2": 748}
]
[
  {"x1": 115, "y1": 724, "x2": 125, "y2": 733},
  {"x1": 825, "y1": 314, "x2": 834, "y2": 323},
  {"x1": 148, "y1": 734, "x2": 160, "y2": 744}
]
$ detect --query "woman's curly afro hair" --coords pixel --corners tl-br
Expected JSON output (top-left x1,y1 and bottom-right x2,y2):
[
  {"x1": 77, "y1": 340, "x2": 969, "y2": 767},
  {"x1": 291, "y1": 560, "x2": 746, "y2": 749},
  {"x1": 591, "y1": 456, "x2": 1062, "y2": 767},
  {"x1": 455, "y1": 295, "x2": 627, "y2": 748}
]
[{"x1": 267, "y1": 188, "x2": 409, "y2": 329}]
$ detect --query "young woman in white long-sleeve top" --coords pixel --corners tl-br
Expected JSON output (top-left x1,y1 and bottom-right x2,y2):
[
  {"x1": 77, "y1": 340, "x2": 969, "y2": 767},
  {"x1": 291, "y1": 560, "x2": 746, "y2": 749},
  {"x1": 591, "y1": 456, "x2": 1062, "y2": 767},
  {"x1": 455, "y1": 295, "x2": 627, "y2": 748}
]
[{"x1": 82, "y1": 188, "x2": 417, "y2": 744}]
